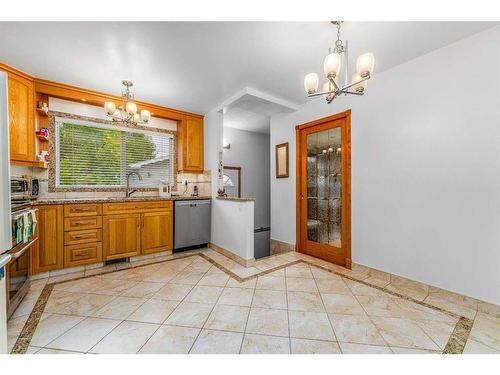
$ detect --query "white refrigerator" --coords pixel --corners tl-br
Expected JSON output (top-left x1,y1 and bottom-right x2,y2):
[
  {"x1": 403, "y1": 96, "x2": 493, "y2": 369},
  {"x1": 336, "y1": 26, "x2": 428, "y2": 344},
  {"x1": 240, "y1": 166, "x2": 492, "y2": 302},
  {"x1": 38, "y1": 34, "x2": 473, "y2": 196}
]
[{"x1": 0, "y1": 72, "x2": 12, "y2": 353}]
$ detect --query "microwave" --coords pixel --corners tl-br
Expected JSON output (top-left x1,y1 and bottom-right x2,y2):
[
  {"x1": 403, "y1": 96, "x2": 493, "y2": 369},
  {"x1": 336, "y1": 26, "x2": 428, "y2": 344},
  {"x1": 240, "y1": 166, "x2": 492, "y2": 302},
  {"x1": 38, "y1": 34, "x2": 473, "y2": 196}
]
[{"x1": 10, "y1": 176, "x2": 39, "y2": 201}]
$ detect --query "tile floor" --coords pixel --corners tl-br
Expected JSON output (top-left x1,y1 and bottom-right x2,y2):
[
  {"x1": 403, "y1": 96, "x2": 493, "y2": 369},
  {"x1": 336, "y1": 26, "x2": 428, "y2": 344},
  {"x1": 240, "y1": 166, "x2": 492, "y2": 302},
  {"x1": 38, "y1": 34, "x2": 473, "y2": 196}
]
[{"x1": 7, "y1": 249, "x2": 500, "y2": 354}]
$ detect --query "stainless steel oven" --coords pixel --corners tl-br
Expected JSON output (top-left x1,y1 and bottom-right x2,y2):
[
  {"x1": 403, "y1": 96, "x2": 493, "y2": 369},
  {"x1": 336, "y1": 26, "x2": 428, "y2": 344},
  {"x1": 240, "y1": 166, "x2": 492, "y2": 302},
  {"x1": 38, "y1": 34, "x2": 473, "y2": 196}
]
[
  {"x1": 6, "y1": 238, "x2": 36, "y2": 318},
  {"x1": 6, "y1": 205, "x2": 38, "y2": 319}
]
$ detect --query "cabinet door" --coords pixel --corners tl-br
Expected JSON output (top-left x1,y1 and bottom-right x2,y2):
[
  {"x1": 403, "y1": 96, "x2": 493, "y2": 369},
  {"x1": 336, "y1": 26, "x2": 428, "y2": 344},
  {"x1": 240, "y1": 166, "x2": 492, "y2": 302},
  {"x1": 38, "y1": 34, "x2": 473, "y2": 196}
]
[
  {"x1": 7, "y1": 72, "x2": 34, "y2": 163},
  {"x1": 103, "y1": 214, "x2": 141, "y2": 261},
  {"x1": 142, "y1": 211, "x2": 173, "y2": 255},
  {"x1": 32, "y1": 205, "x2": 64, "y2": 274},
  {"x1": 183, "y1": 117, "x2": 204, "y2": 172}
]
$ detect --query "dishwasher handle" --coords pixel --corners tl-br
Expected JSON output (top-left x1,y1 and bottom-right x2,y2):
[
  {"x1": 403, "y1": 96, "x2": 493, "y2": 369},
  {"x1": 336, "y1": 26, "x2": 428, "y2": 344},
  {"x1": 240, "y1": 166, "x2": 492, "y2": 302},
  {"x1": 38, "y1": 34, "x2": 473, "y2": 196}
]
[{"x1": 175, "y1": 200, "x2": 211, "y2": 207}]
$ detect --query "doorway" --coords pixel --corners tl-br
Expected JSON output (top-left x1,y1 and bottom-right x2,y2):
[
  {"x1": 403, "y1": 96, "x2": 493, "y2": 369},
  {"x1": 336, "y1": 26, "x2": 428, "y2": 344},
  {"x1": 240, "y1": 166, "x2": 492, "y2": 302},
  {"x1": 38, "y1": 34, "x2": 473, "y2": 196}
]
[
  {"x1": 296, "y1": 110, "x2": 351, "y2": 268},
  {"x1": 223, "y1": 166, "x2": 241, "y2": 198}
]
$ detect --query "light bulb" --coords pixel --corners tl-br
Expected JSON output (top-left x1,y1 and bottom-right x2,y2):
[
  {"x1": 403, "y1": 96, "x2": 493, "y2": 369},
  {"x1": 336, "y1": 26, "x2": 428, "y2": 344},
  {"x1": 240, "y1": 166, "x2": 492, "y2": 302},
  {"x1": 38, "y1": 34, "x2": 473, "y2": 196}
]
[
  {"x1": 356, "y1": 53, "x2": 375, "y2": 78},
  {"x1": 351, "y1": 72, "x2": 367, "y2": 93},
  {"x1": 104, "y1": 101, "x2": 116, "y2": 115},
  {"x1": 126, "y1": 101, "x2": 137, "y2": 115},
  {"x1": 140, "y1": 110, "x2": 151, "y2": 123},
  {"x1": 304, "y1": 73, "x2": 319, "y2": 94},
  {"x1": 323, "y1": 52, "x2": 341, "y2": 79}
]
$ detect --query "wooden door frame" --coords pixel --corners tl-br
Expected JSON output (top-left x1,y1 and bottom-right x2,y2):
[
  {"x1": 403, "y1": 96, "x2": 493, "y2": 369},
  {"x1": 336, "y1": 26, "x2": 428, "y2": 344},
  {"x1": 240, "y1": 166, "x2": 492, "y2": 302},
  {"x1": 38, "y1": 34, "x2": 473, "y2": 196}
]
[
  {"x1": 223, "y1": 166, "x2": 242, "y2": 198},
  {"x1": 295, "y1": 109, "x2": 352, "y2": 269}
]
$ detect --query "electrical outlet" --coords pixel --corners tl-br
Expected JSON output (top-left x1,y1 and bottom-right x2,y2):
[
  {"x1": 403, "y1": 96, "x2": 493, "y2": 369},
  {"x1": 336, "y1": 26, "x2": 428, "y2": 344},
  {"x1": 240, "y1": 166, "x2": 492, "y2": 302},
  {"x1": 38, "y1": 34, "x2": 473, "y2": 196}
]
[{"x1": 182, "y1": 179, "x2": 188, "y2": 186}]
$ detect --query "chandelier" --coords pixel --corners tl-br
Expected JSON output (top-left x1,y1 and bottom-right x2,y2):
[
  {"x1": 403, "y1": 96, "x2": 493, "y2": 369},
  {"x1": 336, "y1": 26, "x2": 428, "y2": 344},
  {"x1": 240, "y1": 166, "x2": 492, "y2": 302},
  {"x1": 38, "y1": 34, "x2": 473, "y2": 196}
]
[
  {"x1": 304, "y1": 22, "x2": 375, "y2": 104},
  {"x1": 103, "y1": 80, "x2": 151, "y2": 124}
]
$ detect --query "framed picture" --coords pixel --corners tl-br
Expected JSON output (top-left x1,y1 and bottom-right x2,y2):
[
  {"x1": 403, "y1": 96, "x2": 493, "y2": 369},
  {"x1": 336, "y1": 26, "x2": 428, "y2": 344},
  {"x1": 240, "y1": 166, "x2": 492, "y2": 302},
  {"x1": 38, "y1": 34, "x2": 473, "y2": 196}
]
[{"x1": 275, "y1": 142, "x2": 289, "y2": 178}]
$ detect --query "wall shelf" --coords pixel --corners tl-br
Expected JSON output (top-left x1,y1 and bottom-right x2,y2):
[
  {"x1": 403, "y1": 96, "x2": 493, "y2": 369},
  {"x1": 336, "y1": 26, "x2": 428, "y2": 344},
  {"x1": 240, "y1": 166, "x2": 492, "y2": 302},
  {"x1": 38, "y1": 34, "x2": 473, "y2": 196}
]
[
  {"x1": 35, "y1": 133, "x2": 49, "y2": 141},
  {"x1": 36, "y1": 107, "x2": 48, "y2": 117},
  {"x1": 33, "y1": 160, "x2": 48, "y2": 169}
]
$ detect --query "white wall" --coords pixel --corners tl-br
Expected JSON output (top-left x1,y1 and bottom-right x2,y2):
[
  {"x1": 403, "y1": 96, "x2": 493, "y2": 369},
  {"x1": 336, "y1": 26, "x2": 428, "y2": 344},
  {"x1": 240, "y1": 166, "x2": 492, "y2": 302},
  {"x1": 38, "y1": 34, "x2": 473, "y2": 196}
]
[
  {"x1": 223, "y1": 127, "x2": 270, "y2": 228},
  {"x1": 204, "y1": 108, "x2": 223, "y2": 197},
  {"x1": 211, "y1": 199, "x2": 255, "y2": 260},
  {"x1": 270, "y1": 26, "x2": 500, "y2": 304}
]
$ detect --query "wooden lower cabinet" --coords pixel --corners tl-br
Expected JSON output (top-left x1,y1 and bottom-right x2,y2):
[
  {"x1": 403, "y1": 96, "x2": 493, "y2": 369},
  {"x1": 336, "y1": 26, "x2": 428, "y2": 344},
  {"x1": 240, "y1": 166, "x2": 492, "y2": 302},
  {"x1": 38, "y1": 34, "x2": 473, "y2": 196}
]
[
  {"x1": 64, "y1": 229, "x2": 102, "y2": 246},
  {"x1": 33, "y1": 201, "x2": 175, "y2": 272},
  {"x1": 32, "y1": 205, "x2": 64, "y2": 274},
  {"x1": 103, "y1": 214, "x2": 142, "y2": 260},
  {"x1": 64, "y1": 216, "x2": 102, "y2": 231},
  {"x1": 142, "y1": 210, "x2": 173, "y2": 255},
  {"x1": 64, "y1": 242, "x2": 102, "y2": 268}
]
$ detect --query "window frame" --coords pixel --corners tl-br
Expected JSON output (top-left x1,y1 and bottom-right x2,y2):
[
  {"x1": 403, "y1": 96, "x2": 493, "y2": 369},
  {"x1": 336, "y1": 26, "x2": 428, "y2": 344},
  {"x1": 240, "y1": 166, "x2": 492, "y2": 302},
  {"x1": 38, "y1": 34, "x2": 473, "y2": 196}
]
[{"x1": 48, "y1": 111, "x2": 177, "y2": 192}]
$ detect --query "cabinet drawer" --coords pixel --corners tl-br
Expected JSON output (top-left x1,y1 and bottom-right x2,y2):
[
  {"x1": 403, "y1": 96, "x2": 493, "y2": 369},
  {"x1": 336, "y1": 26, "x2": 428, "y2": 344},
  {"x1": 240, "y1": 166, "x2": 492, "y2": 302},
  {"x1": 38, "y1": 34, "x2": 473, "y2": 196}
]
[
  {"x1": 64, "y1": 216, "x2": 102, "y2": 231},
  {"x1": 64, "y1": 229, "x2": 102, "y2": 245},
  {"x1": 64, "y1": 242, "x2": 102, "y2": 268},
  {"x1": 64, "y1": 203, "x2": 102, "y2": 217},
  {"x1": 103, "y1": 200, "x2": 172, "y2": 214}
]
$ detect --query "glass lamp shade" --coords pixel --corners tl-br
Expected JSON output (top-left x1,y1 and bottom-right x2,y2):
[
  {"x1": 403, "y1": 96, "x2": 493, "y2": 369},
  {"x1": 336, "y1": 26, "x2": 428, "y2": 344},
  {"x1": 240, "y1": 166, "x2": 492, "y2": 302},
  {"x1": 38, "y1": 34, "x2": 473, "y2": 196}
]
[
  {"x1": 304, "y1": 73, "x2": 319, "y2": 94},
  {"x1": 356, "y1": 53, "x2": 375, "y2": 77},
  {"x1": 140, "y1": 110, "x2": 151, "y2": 123},
  {"x1": 323, "y1": 52, "x2": 341, "y2": 78},
  {"x1": 351, "y1": 73, "x2": 367, "y2": 93},
  {"x1": 112, "y1": 109, "x2": 121, "y2": 119},
  {"x1": 133, "y1": 113, "x2": 140, "y2": 122},
  {"x1": 125, "y1": 101, "x2": 137, "y2": 115},
  {"x1": 104, "y1": 101, "x2": 116, "y2": 115}
]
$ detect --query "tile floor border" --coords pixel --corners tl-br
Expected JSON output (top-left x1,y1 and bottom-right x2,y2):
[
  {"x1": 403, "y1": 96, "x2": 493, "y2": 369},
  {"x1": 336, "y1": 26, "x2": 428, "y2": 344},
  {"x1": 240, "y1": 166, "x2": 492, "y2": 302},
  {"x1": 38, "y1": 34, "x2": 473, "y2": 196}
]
[
  {"x1": 442, "y1": 317, "x2": 474, "y2": 354},
  {"x1": 11, "y1": 284, "x2": 54, "y2": 354},
  {"x1": 10, "y1": 253, "x2": 203, "y2": 354},
  {"x1": 11, "y1": 252, "x2": 476, "y2": 354},
  {"x1": 201, "y1": 254, "x2": 474, "y2": 354}
]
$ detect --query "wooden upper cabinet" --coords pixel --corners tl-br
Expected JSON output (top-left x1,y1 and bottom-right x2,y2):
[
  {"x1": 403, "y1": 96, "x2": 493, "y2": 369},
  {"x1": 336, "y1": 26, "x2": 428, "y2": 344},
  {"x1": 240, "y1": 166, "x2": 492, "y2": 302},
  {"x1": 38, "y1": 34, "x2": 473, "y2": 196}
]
[
  {"x1": 4, "y1": 68, "x2": 35, "y2": 164},
  {"x1": 32, "y1": 205, "x2": 64, "y2": 274},
  {"x1": 103, "y1": 214, "x2": 141, "y2": 261},
  {"x1": 178, "y1": 116, "x2": 204, "y2": 173},
  {"x1": 142, "y1": 210, "x2": 173, "y2": 255}
]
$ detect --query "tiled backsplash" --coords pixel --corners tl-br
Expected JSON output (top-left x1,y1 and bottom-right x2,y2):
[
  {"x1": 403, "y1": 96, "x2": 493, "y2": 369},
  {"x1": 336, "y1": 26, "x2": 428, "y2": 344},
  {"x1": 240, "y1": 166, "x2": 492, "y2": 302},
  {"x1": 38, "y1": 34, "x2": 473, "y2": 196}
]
[{"x1": 11, "y1": 165, "x2": 212, "y2": 199}]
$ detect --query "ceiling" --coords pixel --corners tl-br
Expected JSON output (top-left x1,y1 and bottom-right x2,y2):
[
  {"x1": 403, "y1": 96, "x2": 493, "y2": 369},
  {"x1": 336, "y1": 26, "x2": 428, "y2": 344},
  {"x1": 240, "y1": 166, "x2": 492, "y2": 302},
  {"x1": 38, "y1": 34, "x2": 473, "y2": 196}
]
[
  {"x1": 0, "y1": 22, "x2": 496, "y2": 114},
  {"x1": 223, "y1": 92, "x2": 297, "y2": 134}
]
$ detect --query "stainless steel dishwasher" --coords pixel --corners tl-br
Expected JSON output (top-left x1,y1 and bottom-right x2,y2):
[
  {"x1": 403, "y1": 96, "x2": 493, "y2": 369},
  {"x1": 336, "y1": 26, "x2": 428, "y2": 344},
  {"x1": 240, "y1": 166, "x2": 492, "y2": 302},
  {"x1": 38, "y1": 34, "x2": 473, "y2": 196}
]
[{"x1": 174, "y1": 200, "x2": 211, "y2": 250}]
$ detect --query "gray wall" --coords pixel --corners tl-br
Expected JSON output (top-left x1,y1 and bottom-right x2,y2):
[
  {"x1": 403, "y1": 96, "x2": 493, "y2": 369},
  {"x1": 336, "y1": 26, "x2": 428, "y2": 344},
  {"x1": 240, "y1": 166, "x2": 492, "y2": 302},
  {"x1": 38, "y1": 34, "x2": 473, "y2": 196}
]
[{"x1": 223, "y1": 126, "x2": 270, "y2": 228}]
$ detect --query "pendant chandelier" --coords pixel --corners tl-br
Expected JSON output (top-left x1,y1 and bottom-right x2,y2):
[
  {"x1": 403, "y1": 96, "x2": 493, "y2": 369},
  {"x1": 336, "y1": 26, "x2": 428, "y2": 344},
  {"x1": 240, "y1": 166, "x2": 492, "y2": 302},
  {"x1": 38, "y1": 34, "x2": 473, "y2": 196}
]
[
  {"x1": 103, "y1": 80, "x2": 151, "y2": 124},
  {"x1": 304, "y1": 22, "x2": 375, "y2": 104}
]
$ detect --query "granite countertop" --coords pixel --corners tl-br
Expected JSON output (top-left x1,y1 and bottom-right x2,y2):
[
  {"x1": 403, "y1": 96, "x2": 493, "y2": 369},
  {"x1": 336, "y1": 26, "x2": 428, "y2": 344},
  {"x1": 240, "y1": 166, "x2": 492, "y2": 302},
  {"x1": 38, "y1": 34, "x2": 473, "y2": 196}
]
[
  {"x1": 216, "y1": 196, "x2": 255, "y2": 202},
  {"x1": 32, "y1": 196, "x2": 212, "y2": 205}
]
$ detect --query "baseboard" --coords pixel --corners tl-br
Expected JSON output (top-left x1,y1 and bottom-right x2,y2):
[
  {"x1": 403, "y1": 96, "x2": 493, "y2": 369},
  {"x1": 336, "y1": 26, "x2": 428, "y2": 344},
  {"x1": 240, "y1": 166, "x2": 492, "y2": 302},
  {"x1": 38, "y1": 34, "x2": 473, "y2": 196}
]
[
  {"x1": 208, "y1": 243, "x2": 255, "y2": 267},
  {"x1": 270, "y1": 239, "x2": 296, "y2": 255}
]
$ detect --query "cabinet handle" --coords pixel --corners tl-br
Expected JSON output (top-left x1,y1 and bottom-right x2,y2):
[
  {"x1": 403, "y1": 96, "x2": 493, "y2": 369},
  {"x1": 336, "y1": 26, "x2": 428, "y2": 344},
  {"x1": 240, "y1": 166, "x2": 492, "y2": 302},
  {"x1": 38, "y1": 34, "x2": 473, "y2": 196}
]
[
  {"x1": 72, "y1": 220, "x2": 93, "y2": 226},
  {"x1": 74, "y1": 250, "x2": 90, "y2": 257},
  {"x1": 72, "y1": 234, "x2": 94, "y2": 240},
  {"x1": 73, "y1": 207, "x2": 92, "y2": 212}
]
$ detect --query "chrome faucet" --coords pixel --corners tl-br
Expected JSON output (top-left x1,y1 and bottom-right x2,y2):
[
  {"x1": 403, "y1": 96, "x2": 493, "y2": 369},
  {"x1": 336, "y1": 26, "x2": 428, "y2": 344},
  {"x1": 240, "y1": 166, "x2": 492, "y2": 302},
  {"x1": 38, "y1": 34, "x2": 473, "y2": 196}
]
[{"x1": 126, "y1": 171, "x2": 142, "y2": 198}]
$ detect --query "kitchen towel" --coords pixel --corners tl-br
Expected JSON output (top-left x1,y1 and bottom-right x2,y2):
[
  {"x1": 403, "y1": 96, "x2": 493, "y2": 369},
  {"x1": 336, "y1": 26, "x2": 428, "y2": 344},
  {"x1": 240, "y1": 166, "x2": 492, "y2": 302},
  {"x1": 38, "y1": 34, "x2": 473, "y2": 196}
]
[{"x1": 30, "y1": 209, "x2": 37, "y2": 238}]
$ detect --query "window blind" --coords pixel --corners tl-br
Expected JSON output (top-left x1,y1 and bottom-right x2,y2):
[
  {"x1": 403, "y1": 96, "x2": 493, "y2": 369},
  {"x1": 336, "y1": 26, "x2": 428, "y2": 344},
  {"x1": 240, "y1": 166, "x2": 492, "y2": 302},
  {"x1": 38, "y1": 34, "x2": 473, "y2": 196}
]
[{"x1": 56, "y1": 120, "x2": 174, "y2": 188}]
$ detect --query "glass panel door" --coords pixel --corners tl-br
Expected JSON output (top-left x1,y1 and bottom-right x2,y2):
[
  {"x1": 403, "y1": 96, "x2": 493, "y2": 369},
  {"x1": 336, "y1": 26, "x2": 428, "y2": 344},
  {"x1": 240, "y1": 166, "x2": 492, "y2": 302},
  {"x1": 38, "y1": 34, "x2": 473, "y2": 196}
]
[{"x1": 306, "y1": 127, "x2": 342, "y2": 248}]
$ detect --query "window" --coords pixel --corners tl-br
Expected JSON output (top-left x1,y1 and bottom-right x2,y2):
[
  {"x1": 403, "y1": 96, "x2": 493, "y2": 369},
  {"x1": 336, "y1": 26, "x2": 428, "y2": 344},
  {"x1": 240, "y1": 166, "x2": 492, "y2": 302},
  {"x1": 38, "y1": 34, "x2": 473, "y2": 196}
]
[{"x1": 55, "y1": 118, "x2": 174, "y2": 189}]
